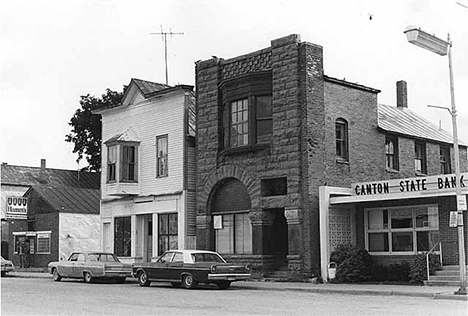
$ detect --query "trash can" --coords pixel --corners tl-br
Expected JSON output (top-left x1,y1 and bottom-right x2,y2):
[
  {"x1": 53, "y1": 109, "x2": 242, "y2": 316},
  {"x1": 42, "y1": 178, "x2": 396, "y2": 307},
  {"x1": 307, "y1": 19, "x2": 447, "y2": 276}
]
[{"x1": 328, "y1": 262, "x2": 337, "y2": 280}]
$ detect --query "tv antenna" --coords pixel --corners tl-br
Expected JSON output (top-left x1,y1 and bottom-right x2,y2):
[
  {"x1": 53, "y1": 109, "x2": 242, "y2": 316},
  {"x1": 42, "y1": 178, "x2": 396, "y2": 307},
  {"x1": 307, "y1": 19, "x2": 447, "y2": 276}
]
[{"x1": 150, "y1": 27, "x2": 184, "y2": 85}]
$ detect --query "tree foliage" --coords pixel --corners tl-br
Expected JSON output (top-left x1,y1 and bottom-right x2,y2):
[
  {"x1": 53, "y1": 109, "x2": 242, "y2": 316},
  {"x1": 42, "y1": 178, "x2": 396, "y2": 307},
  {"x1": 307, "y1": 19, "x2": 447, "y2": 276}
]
[{"x1": 65, "y1": 88, "x2": 123, "y2": 172}]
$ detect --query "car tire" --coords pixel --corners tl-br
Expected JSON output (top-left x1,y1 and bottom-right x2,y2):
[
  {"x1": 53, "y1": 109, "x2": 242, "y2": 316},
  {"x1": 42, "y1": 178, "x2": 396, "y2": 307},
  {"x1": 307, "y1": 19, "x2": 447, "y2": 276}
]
[
  {"x1": 138, "y1": 270, "x2": 151, "y2": 287},
  {"x1": 52, "y1": 269, "x2": 62, "y2": 282},
  {"x1": 1, "y1": 271, "x2": 6, "y2": 277},
  {"x1": 182, "y1": 274, "x2": 198, "y2": 289},
  {"x1": 171, "y1": 282, "x2": 181, "y2": 288},
  {"x1": 83, "y1": 272, "x2": 93, "y2": 283},
  {"x1": 217, "y1": 281, "x2": 231, "y2": 290}
]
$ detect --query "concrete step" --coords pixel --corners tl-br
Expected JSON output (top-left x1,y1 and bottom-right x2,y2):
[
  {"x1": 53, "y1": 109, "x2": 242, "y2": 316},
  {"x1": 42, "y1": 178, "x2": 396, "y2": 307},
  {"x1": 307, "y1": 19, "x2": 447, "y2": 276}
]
[{"x1": 425, "y1": 265, "x2": 468, "y2": 286}]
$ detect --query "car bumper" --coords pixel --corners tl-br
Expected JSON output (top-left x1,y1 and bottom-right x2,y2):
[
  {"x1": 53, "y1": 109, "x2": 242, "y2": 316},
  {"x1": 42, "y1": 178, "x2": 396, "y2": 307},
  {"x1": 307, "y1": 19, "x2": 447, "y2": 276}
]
[
  {"x1": 104, "y1": 271, "x2": 133, "y2": 278},
  {"x1": 1, "y1": 266, "x2": 14, "y2": 273},
  {"x1": 208, "y1": 273, "x2": 251, "y2": 281}
]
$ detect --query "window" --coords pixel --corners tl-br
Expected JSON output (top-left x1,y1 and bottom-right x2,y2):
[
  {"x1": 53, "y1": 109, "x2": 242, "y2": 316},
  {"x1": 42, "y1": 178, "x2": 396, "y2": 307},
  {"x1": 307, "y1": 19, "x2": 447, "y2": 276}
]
[
  {"x1": 158, "y1": 213, "x2": 178, "y2": 255},
  {"x1": 415, "y1": 142, "x2": 427, "y2": 174},
  {"x1": 121, "y1": 145, "x2": 137, "y2": 181},
  {"x1": 366, "y1": 205, "x2": 439, "y2": 254},
  {"x1": 107, "y1": 145, "x2": 117, "y2": 182},
  {"x1": 221, "y1": 72, "x2": 272, "y2": 150},
  {"x1": 36, "y1": 233, "x2": 51, "y2": 254},
  {"x1": 114, "y1": 217, "x2": 131, "y2": 257},
  {"x1": 335, "y1": 118, "x2": 349, "y2": 161},
  {"x1": 105, "y1": 143, "x2": 139, "y2": 183},
  {"x1": 440, "y1": 146, "x2": 451, "y2": 174},
  {"x1": 214, "y1": 213, "x2": 252, "y2": 254},
  {"x1": 156, "y1": 135, "x2": 168, "y2": 177},
  {"x1": 385, "y1": 136, "x2": 399, "y2": 170}
]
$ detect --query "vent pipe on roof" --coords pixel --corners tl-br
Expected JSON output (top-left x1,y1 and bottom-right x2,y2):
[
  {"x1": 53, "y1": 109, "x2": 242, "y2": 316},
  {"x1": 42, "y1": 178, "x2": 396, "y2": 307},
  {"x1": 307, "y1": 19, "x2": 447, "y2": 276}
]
[{"x1": 396, "y1": 80, "x2": 408, "y2": 108}]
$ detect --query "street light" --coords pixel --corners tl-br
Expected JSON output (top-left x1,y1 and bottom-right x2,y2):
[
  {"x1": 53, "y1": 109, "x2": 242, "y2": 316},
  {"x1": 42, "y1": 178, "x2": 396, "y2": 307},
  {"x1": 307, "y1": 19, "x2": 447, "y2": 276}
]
[{"x1": 404, "y1": 26, "x2": 466, "y2": 295}]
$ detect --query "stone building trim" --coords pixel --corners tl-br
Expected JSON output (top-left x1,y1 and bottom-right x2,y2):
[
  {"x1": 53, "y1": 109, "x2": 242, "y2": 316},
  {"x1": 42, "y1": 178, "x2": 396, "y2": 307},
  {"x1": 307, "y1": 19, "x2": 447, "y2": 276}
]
[{"x1": 199, "y1": 164, "x2": 260, "y2": 212}]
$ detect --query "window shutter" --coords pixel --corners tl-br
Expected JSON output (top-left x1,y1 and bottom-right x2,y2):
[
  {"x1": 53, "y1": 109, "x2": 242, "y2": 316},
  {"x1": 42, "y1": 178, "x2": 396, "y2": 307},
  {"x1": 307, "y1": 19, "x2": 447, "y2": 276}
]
[{"x1": 134, "y1": 146, "x2": 138, "y2": 181}]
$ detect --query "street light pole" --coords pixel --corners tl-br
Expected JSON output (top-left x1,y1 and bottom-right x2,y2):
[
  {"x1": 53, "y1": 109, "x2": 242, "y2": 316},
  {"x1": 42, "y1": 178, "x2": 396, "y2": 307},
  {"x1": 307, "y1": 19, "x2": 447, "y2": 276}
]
[
  {"x1": 447, "y1": 34, "x2": 467, "y2": 295},
  {"x1": 405, "y1": 26, "x2": 466, "y2": 295}
]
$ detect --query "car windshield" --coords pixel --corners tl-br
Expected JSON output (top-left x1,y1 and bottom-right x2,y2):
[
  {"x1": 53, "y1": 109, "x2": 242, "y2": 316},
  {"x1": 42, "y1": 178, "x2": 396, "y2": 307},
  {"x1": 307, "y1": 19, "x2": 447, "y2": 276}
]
[
  {"x1": 191, "y1": 253, "x2": 225, "y2": 263},
  {"x1": 88, "y1": 253, "x2": 119, "y2": 262}
]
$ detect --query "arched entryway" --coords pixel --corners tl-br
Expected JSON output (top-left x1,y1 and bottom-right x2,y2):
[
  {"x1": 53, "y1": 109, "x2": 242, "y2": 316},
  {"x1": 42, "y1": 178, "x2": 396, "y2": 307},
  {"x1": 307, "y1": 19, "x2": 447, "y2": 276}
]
[{"x1": 210, "y1": 178, "x2": 252, "y2": 255}]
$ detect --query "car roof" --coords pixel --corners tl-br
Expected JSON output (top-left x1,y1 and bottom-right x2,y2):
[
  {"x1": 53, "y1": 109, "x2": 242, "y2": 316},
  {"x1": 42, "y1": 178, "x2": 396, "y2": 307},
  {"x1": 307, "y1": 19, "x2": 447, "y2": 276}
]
[
  {"x1": 71, "y1": 251, "x2": 115, "y2": 255},
  {"x1": 165, "y1": 250, "x2": 219, "y2": 255}
]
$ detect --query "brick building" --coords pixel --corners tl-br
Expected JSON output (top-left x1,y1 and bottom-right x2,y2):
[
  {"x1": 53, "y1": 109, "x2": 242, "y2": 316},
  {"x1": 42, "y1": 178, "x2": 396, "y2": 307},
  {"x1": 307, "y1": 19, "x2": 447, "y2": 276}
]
[{"x1": 195, "y1": 34, "x2": 467, "y2": 280}]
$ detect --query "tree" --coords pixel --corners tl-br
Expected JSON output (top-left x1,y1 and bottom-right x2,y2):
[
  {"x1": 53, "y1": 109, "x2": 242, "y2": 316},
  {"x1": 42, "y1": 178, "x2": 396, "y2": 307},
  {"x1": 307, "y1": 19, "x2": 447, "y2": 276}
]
[{"x1": 65, "y1": 88, "x2": 123, "y2": 172}]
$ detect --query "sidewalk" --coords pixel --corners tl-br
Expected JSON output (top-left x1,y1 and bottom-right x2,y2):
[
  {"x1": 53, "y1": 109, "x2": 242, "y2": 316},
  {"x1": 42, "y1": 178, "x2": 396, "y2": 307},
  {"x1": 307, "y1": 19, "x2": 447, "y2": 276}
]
[{"x1": 6, "y1": 270, "x2": 467, "y2": 301}]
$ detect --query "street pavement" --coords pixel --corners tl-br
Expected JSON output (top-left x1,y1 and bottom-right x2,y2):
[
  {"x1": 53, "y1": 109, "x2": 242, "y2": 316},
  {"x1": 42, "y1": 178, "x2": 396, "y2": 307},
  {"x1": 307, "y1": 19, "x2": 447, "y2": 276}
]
[{"x1": 6, "y1": 269, "x2": 467, "y2": 301}]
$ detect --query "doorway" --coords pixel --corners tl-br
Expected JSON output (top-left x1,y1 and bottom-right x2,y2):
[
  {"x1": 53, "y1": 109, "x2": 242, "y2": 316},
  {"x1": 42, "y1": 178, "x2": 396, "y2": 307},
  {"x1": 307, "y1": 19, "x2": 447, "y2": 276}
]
[{"x1": 271, "y1": 209, "x2": 288, "y2": 267}]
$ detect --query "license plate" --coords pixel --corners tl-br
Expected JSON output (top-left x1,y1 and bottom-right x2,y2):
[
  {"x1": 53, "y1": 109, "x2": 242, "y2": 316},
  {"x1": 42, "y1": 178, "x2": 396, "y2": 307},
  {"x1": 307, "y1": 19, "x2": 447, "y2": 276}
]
[{"x1": 228, "y1": 277, "x2": 235, "y2": 281}]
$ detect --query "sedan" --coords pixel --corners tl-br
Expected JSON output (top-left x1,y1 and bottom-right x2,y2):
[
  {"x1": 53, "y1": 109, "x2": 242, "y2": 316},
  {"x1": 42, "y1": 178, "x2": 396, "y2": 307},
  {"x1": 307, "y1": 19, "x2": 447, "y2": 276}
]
[
  {"x1": 132, "y1": 250, "x2": 251, "y2": 290},
  {"x1": 1, "y1": 256, "x2": 15, "y2": 277},
  {"x1": 48, "y1": 251, "x2": 132, "y2": 283}
]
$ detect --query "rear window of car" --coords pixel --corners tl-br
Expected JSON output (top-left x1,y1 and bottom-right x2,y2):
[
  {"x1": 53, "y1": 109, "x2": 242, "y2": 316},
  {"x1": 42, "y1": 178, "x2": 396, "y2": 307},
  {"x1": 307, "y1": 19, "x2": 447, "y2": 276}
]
[{"x1": 191, "y1": 253, "x2": 224, "y2": 263}]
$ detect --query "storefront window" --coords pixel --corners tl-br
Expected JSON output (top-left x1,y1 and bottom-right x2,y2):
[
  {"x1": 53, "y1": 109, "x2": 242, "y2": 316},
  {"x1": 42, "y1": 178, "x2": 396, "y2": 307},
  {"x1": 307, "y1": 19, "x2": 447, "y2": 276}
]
[
  {"x1": 214, "y1": 213, "x2": 252, "y2": 254},
  {"x1": 366, "y1": 205, "x2": 439, "y2": 254},
  {"x1": 114, "y1": 217, "x2": 131, "y2": 257},
  {"x1": 158, "y1": 213, "x2": 178, "y2": 255}
]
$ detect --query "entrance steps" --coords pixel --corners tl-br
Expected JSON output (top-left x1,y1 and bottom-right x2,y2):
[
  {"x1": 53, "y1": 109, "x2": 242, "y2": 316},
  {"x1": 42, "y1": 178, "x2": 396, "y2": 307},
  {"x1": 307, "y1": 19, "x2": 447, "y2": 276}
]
[
  {"x1": 425, "y1": 265, "x2": 468, "y2": 286},
  {"x1": 264, "y1": 264, "x2": 290, "y2": 282}
]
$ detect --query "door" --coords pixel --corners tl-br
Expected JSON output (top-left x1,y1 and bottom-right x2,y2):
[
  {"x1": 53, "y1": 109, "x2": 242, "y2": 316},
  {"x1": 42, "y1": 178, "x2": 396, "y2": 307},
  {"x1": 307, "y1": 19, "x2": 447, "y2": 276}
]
[
  {"x1": 103, "y1": 223, "x2": 111, "y2": 253},
  {"x1": 272, "y1": 210, "x2": 288, "y2": 266},
  {"x1": 150, "y1": 251, "x2": 174, "y2": 279},
  {"x1": 72, "y1": 253, "x2": 86, "y2": 278},
  {"x1": 60, "y1": 253, "x2": 78, "y2": 277},
  {"x1": 146, "y1": 220, "x2": 153, "y2": 262}
]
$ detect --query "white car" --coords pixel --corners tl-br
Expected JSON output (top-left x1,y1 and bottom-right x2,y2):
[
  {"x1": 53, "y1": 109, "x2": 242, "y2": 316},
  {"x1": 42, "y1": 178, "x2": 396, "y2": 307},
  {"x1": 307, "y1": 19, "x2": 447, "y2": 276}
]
[{"x1": 1, "y1": 256, "x2": 15, "y2": 277}]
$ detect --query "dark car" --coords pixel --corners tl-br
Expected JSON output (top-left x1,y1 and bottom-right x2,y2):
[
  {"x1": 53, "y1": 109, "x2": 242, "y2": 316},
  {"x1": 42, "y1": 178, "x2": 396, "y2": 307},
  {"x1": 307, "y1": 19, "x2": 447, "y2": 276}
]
[
  {"x1": 132, "y1": 250, "x2": 251, "y2": 290},
  {"x1": 48, "y1": 251, "x2": 132, "y2": 283}
]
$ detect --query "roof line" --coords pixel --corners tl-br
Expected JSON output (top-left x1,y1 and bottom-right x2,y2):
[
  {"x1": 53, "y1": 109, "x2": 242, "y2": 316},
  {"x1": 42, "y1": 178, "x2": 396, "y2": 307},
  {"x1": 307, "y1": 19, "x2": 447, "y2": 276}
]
[{"x1": 324, "y1": 75, "x2": 381, "y2": 93}]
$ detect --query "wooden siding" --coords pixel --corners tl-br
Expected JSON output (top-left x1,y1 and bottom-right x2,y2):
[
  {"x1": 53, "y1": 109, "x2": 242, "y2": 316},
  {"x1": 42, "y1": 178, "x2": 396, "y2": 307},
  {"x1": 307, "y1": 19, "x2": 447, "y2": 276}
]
[{"x1": 101, "y1": 92, "x2": 186, "y2": 199}]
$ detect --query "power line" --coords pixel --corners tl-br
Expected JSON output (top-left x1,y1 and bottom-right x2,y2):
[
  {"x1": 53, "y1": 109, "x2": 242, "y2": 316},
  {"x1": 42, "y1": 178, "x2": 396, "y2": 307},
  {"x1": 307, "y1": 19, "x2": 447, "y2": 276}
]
[{"x1": 150, "y1": 27, "x2": 184, "y2": 85}]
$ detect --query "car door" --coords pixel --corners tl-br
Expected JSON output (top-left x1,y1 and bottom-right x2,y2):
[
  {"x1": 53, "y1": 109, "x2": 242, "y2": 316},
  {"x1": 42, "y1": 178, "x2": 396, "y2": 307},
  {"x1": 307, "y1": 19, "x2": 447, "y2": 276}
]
[
  {"x1": 72, "y1": 253, "x2": 86, "y2": 278},
  {"x1": 149, "y1": 252, "x2": 174, "y2": 279},
  {"x1": 59, "y1": 253, "x2": 78, "y2": 277},
  {"x1": 167, "y1": 252, "x2": 184, "y2": 280}
]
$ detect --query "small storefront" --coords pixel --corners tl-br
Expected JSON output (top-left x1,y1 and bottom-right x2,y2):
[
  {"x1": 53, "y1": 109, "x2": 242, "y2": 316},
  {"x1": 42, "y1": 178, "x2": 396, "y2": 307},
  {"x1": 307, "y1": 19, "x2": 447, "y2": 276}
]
[{"x1": 319, "y1": 172, "x2": 468, "y2": 281}]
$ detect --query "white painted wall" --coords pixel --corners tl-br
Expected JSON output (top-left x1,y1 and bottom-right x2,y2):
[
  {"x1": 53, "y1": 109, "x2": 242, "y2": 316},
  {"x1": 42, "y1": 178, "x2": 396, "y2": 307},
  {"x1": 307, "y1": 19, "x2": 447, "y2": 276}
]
[
  {"x1": 58, "y1": 213, "x2": 100, "y2": 260},
  {"x1": 100, "y1": 90, "x2": 186, "y2": 199}
]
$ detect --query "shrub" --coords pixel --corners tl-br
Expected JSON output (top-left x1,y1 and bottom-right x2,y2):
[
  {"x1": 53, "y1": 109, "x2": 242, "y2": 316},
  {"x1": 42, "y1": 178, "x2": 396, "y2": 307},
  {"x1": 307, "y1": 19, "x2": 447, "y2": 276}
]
[
  {"x1": 409, "y1": 253, "x2": 441, "y2": 285},
  {"x1": 330, "y1": 244, "x2": 373, "y2": 283}
]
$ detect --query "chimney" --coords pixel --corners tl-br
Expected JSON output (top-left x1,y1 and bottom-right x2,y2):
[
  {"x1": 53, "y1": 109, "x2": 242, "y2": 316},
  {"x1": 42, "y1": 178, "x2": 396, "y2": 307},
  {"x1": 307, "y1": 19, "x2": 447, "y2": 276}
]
[
  {"x1": 39, "y1": 159, "x2": 46, "y2": 183},
  {"x1": 396, "y1": 80, "x2": 408, "y2": 108}
]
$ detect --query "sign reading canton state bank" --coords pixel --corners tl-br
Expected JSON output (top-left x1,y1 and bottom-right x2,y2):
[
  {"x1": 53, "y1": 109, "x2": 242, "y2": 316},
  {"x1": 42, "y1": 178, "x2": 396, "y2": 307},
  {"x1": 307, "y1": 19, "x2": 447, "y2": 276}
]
[
  {"x1": 353, "y1": 172, "x2": 468, "y2": 196},
  {"x1": 6, "y1": 196, "x2": 28, "y2": 219}
]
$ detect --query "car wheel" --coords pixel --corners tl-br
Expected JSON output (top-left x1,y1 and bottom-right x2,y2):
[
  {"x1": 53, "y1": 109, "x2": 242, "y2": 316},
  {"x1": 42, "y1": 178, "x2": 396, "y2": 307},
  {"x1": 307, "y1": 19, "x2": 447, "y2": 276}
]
[
  {"x1": 217, "y1": 281, "x2": 231, "y2": 290},
  {"x1": 83, "y1": 272, "x2": 93, "y2": 283},
  {"x1": 171, "y1": 282, "x2": 181, "y2": 288},
  {"x1": 1, "y1": 271, "x2": 6, "y2": 277},
  {"x1": 52, "y1": 269, "x2": 62, "y2": 282},
  {"x1": 138, "y1": 270, "x2": 151, "y2": 287},
  {"x1": 182, "y1": 274, "x2": 198, "y2": 289}
]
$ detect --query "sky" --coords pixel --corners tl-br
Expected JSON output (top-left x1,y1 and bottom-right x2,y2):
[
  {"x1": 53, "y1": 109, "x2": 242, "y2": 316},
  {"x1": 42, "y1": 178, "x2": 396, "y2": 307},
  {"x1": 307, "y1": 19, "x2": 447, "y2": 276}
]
[{"x1": 1, "y1": 0, "x2": 467, "y2": 171}]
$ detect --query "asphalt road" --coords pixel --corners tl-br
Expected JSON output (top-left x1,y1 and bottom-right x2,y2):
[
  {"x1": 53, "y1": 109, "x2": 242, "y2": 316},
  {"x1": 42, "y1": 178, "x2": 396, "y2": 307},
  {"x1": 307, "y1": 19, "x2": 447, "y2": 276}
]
[{"x1": 1, "y1": 277, "x2": 467, "y2": 316}]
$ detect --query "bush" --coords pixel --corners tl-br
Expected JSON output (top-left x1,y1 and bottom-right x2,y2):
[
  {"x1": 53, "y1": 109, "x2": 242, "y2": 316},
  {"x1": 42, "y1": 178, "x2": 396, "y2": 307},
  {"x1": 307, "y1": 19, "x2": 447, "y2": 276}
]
[
  {"x1": 409, "y1": 253, "x2": 441, "y2": 285},
  {"x1": 330, "y1": 244, "x2": 373, "y2": 283}
]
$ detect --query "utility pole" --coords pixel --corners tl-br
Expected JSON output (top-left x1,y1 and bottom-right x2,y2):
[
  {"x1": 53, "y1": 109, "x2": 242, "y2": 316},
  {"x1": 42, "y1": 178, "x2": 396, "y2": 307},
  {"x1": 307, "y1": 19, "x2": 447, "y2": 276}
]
[{"x1": 150, "y1": 27, "x2": 184, "y2": 85}]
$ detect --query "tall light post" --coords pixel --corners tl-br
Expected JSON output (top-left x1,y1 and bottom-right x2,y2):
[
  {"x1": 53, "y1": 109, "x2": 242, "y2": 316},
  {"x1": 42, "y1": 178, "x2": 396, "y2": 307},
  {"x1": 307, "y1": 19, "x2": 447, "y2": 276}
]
[{"x1": 404, "y1": 26, "x2": 466, "y2": 295}]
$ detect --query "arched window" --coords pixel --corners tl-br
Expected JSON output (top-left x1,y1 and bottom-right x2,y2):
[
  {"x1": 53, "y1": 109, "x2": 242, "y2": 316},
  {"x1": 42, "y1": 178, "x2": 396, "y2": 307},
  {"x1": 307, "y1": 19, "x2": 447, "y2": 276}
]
[
  {"x1": 335, "y1": 118, "x2": 349, "y2": 161},
  {"x1": 211, "y1": 179, "x2": 252, "y2": 254}
]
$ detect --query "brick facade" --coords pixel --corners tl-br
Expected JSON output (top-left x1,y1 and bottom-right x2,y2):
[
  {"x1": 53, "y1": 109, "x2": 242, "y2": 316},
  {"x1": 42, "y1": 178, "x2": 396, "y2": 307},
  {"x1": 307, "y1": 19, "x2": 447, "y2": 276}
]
[{"x1": 196, "y1": 34, "x2": 468, "y2": 280}]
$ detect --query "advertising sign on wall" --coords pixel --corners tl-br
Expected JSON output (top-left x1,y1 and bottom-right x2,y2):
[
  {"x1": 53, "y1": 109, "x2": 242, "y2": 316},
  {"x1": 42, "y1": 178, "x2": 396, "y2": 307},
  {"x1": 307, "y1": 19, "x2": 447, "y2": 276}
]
[{"x1": 6, "y1": 196, "x2": 28, "y2": 219}]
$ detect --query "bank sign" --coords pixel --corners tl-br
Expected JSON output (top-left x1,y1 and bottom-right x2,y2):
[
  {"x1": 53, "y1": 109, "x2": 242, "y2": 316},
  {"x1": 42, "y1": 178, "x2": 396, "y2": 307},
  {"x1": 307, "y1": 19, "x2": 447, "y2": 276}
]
[
  {"x1": 352, "y1": 172, "x2": 468, "y2": 197},
  {"x1": 6, "y1": 196, "x2": 28, "y2": 219}
]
